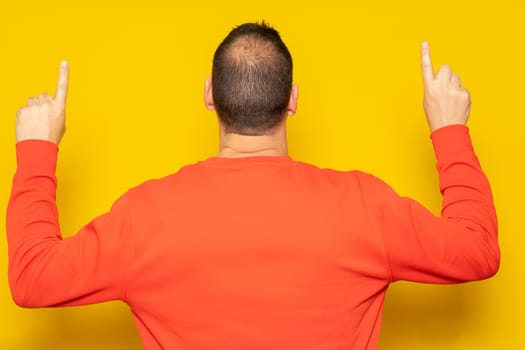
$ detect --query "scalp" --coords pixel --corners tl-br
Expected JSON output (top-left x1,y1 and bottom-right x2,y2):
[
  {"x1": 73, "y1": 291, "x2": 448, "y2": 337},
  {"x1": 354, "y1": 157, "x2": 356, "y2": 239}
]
[{"x1": 224, "y1": 34, "x2": 279, "y2": 68}]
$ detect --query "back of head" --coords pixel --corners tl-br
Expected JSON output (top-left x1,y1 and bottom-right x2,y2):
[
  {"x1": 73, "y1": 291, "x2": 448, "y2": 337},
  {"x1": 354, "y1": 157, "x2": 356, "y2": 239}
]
[{"x1": 212, "y1": 22, "x2": 293, "y2": 136}]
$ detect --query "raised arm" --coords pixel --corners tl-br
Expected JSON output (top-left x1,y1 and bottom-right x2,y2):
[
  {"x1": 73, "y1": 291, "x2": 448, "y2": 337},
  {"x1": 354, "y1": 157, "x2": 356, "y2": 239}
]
[
  {"x1": 7, "y1": 63, "x2": 132, "y2": 307},
  {"x1": 368, "y1": 43, "x2": 499, "y2": 283}
]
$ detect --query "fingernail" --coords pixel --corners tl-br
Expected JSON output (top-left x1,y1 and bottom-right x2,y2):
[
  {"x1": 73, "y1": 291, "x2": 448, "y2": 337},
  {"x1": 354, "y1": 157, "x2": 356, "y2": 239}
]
[
  {"x1": 60, "y1": 60, "x2": 68, "y2": 68},
  {"x1": 422, "y1": 42, "x2": 429, "y2": 48}
]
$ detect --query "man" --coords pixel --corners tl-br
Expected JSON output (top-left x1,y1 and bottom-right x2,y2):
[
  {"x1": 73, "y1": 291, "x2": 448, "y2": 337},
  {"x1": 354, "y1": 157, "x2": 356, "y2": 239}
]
[{"x1": 7, "y1": 22, "x2": 499, "y2": 349}]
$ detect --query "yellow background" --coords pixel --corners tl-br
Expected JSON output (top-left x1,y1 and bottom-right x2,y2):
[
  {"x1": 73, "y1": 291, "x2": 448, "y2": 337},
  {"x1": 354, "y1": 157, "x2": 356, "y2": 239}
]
[{"x1": 0, "y1": 0, "x2": 523, "y2": 348}]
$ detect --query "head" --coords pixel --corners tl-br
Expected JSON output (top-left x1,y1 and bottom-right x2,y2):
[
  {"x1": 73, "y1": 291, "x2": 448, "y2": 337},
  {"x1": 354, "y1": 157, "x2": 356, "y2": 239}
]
[{"x1": 205, "y1": 22, "x2": 297, "y2": 136}]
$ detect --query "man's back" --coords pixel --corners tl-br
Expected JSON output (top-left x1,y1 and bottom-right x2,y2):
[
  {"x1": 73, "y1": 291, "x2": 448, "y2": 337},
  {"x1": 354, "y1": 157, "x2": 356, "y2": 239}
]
[{"x1": 125, "y1": 155, "x2": 389, "y2": 349}]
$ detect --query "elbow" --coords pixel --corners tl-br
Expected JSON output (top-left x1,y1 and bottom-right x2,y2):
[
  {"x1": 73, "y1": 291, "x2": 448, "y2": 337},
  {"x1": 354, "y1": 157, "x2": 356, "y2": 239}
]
[
  {"x1": 8, "y1": 269, "x2": 44, "y2": 308},
  {"x1": 9, "y1": 286, "x2": 50, "y2": 309},
  {"x1": 11, "y1": 294, "x2": 33, "y2": 308},
  {"x1": 472, "y1": 237, "x2": 501, "y2": 281},
  {"x1": 9, "y1": 277, "x2": 35, "y2": 308},
  {"x1": 7, "y1": 241, "x2": 60, "y2": 308},
  {"x1": 459, "y1": 219, "x2": 500, "y2": 281},
  {"x1": 482, "y1": 225, "x2": 501, "y2": 279},
  {"x1": 8, "y1": 260, "x2": 31, "y2": 307},
  {"x1": 9, "y1": 284, "x2": 35, "y2": 308},
  {"x1": 481, "y1": 214, "x2": 500, "y2": 278},
  {"x1": 481, "y1": 245, "x2": 501, "y2": 279}
]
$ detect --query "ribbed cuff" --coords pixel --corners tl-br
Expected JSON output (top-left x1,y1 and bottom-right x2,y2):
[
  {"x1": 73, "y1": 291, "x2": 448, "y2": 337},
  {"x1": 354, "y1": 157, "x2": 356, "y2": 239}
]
[
  {"x1": 16, "y1": 140, "x2": 58, "y2": 173},
  {"x1": 430, "y1": 124, "x2": 474, "y2": 161}
]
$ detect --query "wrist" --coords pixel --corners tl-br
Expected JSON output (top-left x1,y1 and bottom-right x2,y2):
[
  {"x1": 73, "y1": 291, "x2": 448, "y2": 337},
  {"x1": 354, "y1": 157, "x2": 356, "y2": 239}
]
[
  {"x1": 16, "y1": 140, "x2": 59, "y2": 173},
  {"x1": 430, "y1": 124, "x2": 473, "y2": 159}
]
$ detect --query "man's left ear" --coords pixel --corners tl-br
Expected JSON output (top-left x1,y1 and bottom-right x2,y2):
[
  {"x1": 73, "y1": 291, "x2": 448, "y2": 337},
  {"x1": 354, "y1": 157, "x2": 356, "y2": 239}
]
[
  {"x1": 287, "y1": 84, "x2": 299, "y2": 116},
  {"x1": 204, "y1": 77, "x2": 215, "y2": 111}
]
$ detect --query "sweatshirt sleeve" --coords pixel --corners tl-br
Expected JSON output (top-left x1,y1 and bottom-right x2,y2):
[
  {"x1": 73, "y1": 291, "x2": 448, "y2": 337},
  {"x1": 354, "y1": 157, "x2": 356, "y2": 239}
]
[
  {"x1": 368, "y1": 125, "x2": 500, "y2": 283},
  {"x1": 6, "y1": 140, "x2": 133, "y2": 307}
]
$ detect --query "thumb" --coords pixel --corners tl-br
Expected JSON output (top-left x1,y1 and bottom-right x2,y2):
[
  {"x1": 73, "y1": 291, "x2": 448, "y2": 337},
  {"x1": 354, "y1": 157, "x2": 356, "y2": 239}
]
[{"x1": 55, "y1": 60, "x2": 69, "y2": 108}]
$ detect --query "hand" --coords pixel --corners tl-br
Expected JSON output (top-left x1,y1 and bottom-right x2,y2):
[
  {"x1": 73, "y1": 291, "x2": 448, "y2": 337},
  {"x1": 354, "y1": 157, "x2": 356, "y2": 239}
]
[
  {"x1": 421, "y1": 42, "x2": 471, "y2": 132},
  {"x1": 16, "y1": 61, "x2": 70, "y2": 144}
]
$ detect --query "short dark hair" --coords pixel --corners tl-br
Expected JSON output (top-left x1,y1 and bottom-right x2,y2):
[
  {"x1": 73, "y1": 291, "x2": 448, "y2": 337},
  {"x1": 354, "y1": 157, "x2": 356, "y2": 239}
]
[{"x1": 212, "y1": 22, "x2": 293, "y2": 135}]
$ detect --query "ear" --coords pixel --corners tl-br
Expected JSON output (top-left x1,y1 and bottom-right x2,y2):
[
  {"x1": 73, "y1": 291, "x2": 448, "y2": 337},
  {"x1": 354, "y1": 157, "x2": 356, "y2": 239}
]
[
  {"x1": 204, "y1": 76, "x2": 215, "y2": 111},
  {"x1": 287, "y1": 84, "x2": 299, "y2": 116}
]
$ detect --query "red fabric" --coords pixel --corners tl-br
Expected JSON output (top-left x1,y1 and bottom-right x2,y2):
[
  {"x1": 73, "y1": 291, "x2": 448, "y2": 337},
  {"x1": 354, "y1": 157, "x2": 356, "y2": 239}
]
[{"x1": 6, "y1": 125, "x2": 499, "y2": 349}]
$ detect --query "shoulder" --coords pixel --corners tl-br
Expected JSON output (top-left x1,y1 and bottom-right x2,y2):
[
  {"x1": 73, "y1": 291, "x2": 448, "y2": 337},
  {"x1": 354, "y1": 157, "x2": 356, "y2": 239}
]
[
  {"x1": 124, "y1": 161, "x2": 208, "y2": 200},
  {"x1": 294, "y1": 160, "x2": 380, "y2": 184},
  {"x1": 288, "y1": 160, "x2": 395, "y2": 197}
]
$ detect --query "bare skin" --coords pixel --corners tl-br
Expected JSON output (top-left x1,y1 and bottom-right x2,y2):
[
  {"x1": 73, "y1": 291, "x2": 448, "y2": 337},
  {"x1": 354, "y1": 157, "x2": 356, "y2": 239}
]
[
  {"x1": 16, "y1": 60, "x2": 69, "y2": 145},
  {"x1": 420, "y1": 42, "x2": 471, "y2": 131}
]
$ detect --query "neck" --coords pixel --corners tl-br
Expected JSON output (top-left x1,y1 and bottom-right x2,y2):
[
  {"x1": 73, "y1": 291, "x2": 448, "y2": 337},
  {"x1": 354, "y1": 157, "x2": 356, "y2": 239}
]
[{"x1": 218, "y1": 122, "x2": 288, "y2": 158}]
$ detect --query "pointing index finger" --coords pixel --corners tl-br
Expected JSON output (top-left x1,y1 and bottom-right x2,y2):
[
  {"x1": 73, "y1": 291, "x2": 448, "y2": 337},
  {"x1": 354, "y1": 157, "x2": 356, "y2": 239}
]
[
  {"x1": 421, "y1": 42, "x2": 434, "y2": 85},
  {"x1": 55, "y1": 60, "x2": 69, "y2": 108}
]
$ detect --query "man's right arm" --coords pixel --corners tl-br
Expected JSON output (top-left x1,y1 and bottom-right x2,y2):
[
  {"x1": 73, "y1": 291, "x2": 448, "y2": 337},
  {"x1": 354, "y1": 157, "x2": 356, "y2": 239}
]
[{"x1": 6, "y1": 62, "x2": 133, "y2": 307}]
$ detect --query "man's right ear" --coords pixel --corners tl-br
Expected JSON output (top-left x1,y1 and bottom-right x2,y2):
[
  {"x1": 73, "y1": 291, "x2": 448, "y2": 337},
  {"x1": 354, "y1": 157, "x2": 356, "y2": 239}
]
[{"x1": 204, "y1": 77, "x2": 215, "y2": 111}]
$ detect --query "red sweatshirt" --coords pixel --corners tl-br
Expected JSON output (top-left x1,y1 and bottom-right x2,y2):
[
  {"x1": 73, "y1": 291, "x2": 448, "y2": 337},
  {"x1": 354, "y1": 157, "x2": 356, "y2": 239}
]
[{"x1": 6, "y1": 125, "x2": 499, "y2": 349}]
